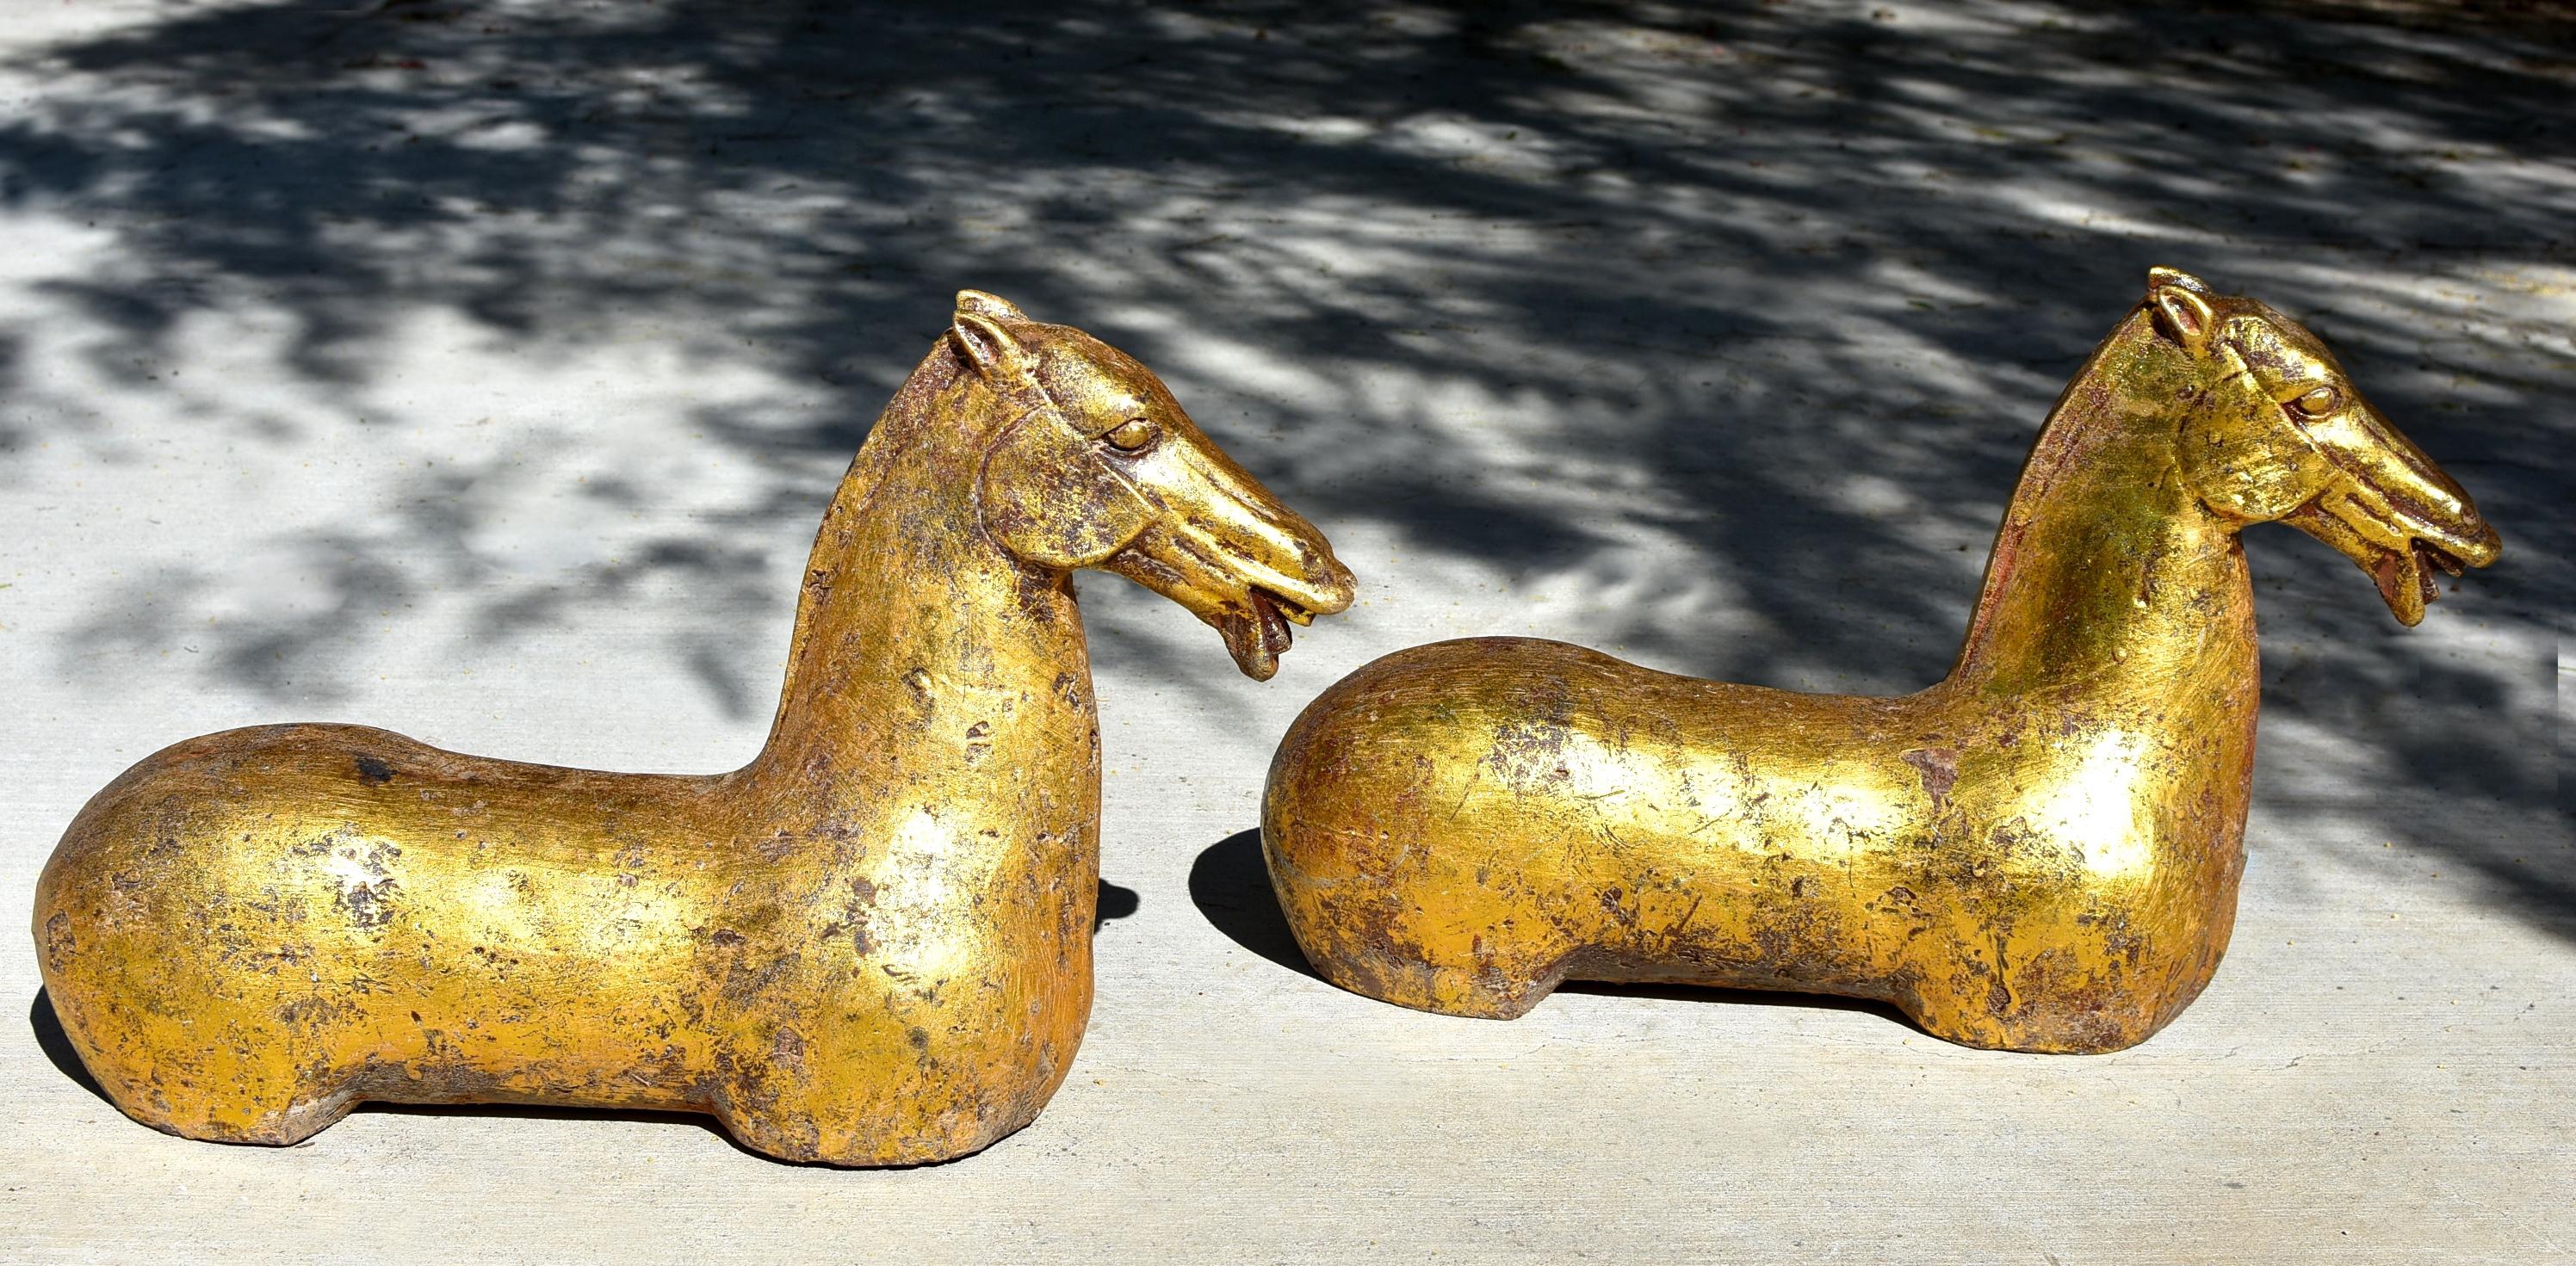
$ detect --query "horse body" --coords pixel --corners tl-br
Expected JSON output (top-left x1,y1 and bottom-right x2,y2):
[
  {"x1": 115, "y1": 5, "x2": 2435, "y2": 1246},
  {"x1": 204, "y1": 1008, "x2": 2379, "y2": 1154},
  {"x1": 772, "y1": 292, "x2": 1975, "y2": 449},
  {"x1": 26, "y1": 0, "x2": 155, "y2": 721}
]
[
  {"x1": 35, "y1": 292, "x2": 1353, "y2": 1164},
  {"x1": 42, "y1": 726, "x2": 734, "y2": 1135},
  {"x1": 1264, "y1": 270, "x2": 2494, "y2": 1053}
]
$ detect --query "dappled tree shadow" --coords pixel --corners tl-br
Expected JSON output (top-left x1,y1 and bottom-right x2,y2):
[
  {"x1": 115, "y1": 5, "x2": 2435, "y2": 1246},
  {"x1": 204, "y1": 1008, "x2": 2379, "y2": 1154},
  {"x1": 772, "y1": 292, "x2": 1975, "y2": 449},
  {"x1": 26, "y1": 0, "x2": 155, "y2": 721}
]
[{"x1": 3, "y1": 0, "x2": 2566, "y2": 932}]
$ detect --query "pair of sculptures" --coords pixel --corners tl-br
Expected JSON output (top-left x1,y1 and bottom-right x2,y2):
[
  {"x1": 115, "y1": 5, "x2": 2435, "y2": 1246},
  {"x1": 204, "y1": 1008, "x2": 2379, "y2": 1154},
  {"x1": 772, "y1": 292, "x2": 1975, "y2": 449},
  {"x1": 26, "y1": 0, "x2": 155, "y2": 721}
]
[{"x1": 31, "y1": 271, "x2": 2502, "y2": 1165}]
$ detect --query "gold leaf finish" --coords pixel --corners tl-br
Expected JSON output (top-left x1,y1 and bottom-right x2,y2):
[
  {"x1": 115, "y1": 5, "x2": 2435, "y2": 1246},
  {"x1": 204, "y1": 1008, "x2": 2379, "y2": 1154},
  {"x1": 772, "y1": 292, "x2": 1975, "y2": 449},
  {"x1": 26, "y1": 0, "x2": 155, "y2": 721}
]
[
  {"x1": 1262, "y1": 269, "x2": 2498, "y2": 1054},
  {"x1": 32, "y1": 292, "x2": 1355, "y2": 1164}
]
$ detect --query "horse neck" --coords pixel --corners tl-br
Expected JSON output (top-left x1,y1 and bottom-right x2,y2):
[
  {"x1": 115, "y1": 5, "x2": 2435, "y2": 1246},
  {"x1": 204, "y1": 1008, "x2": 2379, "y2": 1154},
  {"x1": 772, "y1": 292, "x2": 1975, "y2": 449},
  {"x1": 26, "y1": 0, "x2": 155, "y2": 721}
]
[
  {"x1": 741, "y1": 348, "x2": 1093, "y2": 812},
  {"x1": 1946, "y1": 312, "x2": 2258, "y2": 719}
]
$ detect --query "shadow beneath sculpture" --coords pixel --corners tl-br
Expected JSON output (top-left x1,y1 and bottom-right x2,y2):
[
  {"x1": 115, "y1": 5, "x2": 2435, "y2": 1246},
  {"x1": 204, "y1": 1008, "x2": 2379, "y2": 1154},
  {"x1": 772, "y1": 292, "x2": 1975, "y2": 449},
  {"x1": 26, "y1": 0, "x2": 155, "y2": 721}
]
[
  {"x1": 26, "y1": 878, "x2": 1143, "y2": 1155},
  {"x1": 1188, "y1": 830, "x2": 1318, "y2": 981},
  {"x1": 1095, "y1": 878, "x2": 1141, "y2": 931},
  {"x1": 1188, "y1": 830, "x2": 1921, "y2": 1033},
  {"x1": 28, "y1": 990, "x2": 108, "y2": 1105}
]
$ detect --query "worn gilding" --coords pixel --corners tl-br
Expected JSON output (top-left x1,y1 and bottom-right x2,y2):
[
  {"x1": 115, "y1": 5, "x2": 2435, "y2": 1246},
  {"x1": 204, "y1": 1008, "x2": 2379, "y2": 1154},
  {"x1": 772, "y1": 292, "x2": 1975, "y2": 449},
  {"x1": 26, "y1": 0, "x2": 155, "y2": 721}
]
[
  {"x1": 1262, "y1": 269, "x2": 2499, "y2": 1053},
  {"x1": 34, "y1": 292, "x2": 1353, "y2": 1164}
]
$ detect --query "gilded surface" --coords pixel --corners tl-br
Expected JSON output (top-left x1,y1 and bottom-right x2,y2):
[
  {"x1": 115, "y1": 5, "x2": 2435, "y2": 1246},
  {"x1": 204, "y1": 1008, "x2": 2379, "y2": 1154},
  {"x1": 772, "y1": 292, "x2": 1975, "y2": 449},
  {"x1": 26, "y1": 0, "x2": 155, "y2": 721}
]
[
  {"x1": 32, "y1": 292, "x2": 1354, "y2": 1164},
  {"x1": 1262, "y1": 269, "x2": 2499, "y2": 1053}
]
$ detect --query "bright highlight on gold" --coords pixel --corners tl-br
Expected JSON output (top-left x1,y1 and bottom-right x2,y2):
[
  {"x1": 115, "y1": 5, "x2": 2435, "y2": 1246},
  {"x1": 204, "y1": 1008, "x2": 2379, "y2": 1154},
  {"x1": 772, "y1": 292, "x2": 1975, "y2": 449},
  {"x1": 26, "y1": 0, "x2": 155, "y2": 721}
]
[
  {"x1": 1262, "y1": 268, "x2": 2499, "y2": 1053},
  {"x1": 32, "y1": 292, "x2": 1354, "y2": 1164}
]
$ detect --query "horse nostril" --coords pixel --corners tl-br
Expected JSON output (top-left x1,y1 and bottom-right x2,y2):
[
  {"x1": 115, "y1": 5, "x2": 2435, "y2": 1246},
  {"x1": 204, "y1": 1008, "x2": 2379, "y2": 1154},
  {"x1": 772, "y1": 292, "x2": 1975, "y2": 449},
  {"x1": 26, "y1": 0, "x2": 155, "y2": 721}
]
[{"x1": 1292, "y1": 560, "x2": 1358, "y2": 615}]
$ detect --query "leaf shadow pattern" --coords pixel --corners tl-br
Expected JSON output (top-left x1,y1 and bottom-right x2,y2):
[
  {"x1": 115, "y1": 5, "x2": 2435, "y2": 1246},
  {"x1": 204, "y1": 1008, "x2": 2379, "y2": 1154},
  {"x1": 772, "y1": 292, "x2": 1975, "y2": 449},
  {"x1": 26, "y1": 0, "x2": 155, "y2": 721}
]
[{"x1": 2, "y1": 0, "x2": 2567, "y2": 933}]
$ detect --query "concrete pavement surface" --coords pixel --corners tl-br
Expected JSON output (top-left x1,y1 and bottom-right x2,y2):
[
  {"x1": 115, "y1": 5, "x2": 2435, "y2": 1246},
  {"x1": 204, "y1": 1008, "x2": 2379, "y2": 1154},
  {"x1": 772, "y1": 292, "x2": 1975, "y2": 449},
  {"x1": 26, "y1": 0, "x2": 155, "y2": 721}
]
[{"x1": 2, "y1": 2, "x2": 2568, "y2": 1261}]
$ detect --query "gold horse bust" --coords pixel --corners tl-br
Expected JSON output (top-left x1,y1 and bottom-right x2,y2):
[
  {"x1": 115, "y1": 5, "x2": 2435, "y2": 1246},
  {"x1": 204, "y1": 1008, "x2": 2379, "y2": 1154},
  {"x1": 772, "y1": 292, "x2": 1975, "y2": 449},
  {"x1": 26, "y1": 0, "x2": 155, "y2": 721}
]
[
  {"x1": 34, "y1": 292, "x2": 1354, "y2": 1164},
  {"x1": 1262, "y1": 269, "x2": 2499, "y2": 1054}
]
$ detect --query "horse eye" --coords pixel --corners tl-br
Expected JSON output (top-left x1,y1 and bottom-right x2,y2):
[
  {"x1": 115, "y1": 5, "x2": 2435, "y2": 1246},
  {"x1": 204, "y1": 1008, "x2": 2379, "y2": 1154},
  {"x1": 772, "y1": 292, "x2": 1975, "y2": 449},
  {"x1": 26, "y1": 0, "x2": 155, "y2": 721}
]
[
  {"x1": 2289, "y1": 386, "x2": 2339, "y2": 417},
  {"x1": 1103, "y1": 418, "x2": 1159, "y2": 452}
]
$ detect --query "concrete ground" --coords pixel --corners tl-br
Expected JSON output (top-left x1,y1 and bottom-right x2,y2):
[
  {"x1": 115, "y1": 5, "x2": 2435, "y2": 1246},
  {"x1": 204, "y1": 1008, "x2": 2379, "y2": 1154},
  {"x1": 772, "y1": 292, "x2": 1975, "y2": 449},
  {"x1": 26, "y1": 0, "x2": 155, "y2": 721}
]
[{"x1": 1, "y1": 1, "x2": 2567, "y2": 1261}]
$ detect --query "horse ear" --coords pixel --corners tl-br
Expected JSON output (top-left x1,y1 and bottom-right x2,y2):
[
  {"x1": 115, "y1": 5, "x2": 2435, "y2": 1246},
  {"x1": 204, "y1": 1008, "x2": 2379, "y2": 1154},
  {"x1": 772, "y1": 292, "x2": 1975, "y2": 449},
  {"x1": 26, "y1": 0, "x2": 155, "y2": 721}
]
[
  {"x1": 950, "y1": 312, "x2": 1028, "y2": 380},
  {"x1": 2149, "y1": 280, "x2": 2218, "y2": 355},
  {"x1": 956, "y1": 289, "x2": 1026, "y2": 321},
  {"x1": 2146, "y1": 266, "x2": 2211, "y2": 294}
]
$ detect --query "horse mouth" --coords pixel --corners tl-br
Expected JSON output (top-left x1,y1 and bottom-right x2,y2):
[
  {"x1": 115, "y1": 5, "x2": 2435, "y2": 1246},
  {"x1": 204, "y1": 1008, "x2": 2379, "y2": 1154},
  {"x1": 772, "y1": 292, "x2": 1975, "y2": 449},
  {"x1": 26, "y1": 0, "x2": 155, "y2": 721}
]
[
  {"x1": 2369, "y1": 539, "x2": 2468, "y2": 626},
  {"x1": 1220, "y1": 587, "x2": 1314, "y2": 681},
  {"x1": 2287, "y1": 491, "x2": 2499, "y2": 627}
]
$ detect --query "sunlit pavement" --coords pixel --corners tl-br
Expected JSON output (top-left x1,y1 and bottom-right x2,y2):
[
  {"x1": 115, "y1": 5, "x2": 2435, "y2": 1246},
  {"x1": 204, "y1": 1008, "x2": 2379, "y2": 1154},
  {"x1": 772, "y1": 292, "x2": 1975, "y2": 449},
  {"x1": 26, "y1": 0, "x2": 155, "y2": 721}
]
[{"x1": 1, "y1": 3, "x2": 2567, "y2": 1261}]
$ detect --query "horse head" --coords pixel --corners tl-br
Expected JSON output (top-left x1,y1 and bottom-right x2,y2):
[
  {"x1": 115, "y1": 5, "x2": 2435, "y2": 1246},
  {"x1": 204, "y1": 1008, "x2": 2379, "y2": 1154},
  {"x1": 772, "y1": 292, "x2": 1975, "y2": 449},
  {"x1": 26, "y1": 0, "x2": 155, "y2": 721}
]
[
  {"x1": 949, "y1": 290, "x2": 1356, "y2": 677},
  {"x1": 2147, "y1": 267, "x2": 2502, "y2": 624}
]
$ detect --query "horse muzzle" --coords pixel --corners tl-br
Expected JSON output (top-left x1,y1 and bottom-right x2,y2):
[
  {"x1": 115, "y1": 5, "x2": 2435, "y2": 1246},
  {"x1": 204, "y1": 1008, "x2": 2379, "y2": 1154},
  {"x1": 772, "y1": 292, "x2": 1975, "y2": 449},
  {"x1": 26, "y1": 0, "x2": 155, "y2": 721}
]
[
  {"x1": 1103, "y1": 454, "x2": 1355, "y2": 679},
  {"x1": 2282, "y1": 404, "x2": 2501, "y2": 626},
  {"x1": 1112, "y1": 537, "x2": 1354, "y2": 680}
]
